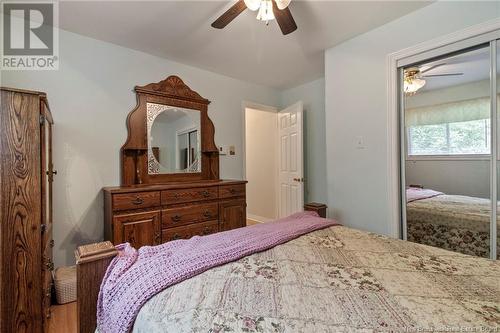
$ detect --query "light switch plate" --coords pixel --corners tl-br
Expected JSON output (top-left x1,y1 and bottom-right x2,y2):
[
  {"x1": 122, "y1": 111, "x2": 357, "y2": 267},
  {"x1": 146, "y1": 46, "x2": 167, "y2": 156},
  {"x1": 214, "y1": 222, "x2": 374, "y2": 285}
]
[{"x1": 219, "y1": 146, "x2": 228, "y2": 155}]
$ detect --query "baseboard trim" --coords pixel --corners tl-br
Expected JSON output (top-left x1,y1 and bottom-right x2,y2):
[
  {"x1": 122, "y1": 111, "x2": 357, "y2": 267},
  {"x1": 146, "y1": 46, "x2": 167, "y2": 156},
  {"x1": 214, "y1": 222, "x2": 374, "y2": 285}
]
[{"x1": 247, "y1": 214, "x2": 274, "y2": 223}]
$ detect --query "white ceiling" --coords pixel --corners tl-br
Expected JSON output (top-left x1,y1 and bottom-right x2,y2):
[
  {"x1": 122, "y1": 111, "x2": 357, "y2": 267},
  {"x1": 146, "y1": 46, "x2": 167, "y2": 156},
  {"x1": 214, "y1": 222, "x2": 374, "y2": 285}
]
[{"x1": 59, "y1": 1, "x2": 431, "y2": 89}]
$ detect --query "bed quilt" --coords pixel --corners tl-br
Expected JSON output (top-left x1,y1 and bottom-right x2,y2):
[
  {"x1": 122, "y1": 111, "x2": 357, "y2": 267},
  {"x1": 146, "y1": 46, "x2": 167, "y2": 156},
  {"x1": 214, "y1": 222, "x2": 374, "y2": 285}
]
[
  {"x1": 130, "y1": 226, "x2": 500, "y2": 333},
  {"x1": 407, "y1": 194, "x2": 499, "y2": 258}
]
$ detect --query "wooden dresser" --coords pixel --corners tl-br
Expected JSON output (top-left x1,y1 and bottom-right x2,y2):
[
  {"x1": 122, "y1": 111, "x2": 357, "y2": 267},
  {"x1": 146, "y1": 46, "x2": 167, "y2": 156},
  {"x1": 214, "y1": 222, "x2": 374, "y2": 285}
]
[
  {"x1": 103, "y1": 180, "x2": 246, "y2": 248},
  {"x1": 103, "y1": 75, "x2": 247, "y2": 248},
  {"x1": 0, "y1": 87, "x2": 55, "y2": 332}
]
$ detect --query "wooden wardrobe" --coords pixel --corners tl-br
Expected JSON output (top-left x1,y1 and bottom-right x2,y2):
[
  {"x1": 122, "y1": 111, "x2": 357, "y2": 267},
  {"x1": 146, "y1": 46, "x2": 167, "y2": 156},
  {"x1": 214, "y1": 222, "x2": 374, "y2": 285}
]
[
  {"x1": 0, "y1": 87, "x2": 55, "y2": 332},
  {"x1": 103, "y1": 76, "x2": 247, "y2": 249}
]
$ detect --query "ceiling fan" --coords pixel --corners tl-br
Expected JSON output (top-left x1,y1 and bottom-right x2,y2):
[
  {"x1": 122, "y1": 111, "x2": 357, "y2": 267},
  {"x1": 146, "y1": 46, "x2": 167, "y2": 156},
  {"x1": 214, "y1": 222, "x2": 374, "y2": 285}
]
[
  {"x1": 404, "y1": 63, "x2": 464, "y2": 95},
  {"x1": 211, "y1": 0, "x2": 297, "y2": 35}
]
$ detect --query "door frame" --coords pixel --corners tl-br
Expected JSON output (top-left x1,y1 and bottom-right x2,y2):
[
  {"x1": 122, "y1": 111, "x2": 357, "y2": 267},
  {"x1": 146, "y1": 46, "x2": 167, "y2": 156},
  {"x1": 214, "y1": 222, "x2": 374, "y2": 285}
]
[
  {"x1": 241, "y1": 101, "x2": 279, "y2": 222},
  {"x1": 387, "y1": 18, "x2": 500, "y2": 259}
]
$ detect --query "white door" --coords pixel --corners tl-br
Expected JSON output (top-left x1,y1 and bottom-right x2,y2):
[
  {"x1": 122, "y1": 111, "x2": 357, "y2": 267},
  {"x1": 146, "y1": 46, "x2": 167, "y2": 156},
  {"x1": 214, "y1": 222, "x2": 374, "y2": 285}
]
[{"x1": 278, "y1": 102, "x2": 304, "y2": 218}]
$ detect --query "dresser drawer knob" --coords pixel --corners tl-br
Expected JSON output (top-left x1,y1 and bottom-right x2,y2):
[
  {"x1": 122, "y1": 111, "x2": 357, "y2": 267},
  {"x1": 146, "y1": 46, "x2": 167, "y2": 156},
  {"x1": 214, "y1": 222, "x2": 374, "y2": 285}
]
[
  {"x1": 202, "y1": 227, "x2": 211, "y2": 235},
  {"x1": 173, "y1": 193, "x2": 180, "y2": 199},
  {"x1": 203, "y1": 210, "x2": 212, "y2": 218},
  {"x1": 200, "y1": 190, "x2": 210, "y2": 197},
  {"x1": 132, "y1": 197, "x2": 144, "y2": 205},
  {"x1": 172, "y1": 215, "x2": 181, "y2": 222},
  {"x1": 229, "y1": 188, "x2": 236, "y2": 194},
  {"x1": 171, "y1": 233, "x2": 181, "y2": 241}
]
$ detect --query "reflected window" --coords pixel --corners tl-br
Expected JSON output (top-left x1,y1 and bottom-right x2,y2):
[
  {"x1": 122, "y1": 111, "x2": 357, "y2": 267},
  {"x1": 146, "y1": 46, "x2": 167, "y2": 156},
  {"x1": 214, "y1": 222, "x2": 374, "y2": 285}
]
[{"x1": 408, "y1": 118, "x2": 490, "y2": 155}]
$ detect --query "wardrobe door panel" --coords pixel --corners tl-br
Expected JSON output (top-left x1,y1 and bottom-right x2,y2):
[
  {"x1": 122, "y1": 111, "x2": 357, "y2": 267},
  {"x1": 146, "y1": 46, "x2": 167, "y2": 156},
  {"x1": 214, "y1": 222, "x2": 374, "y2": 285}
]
[{"x1": 0, "y1": 90, "x2": 43, "y2": 332}]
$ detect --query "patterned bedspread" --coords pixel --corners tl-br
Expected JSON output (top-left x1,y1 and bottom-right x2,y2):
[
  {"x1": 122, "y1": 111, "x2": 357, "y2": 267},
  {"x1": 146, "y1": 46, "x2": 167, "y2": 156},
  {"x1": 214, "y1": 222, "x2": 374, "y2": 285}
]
[
  {"x1": 407, "y1": 194, "x2": 499, "y2": 258},
  {"x1": 131, "y1": 226, "x2": 500, "y2": 332}
]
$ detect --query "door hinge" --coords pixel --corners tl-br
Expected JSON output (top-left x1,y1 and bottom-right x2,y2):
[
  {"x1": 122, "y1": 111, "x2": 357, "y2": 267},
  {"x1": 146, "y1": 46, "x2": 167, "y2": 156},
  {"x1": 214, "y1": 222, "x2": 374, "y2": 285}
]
[{"x1": 39, "y1": 114, "x2": 46, "y2": 125}]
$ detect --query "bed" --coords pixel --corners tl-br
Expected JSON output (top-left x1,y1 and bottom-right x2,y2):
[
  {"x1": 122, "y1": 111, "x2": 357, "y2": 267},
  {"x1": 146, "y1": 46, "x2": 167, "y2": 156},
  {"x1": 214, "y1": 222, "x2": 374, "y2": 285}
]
[
  {"x1": 76, "y1": 212, "x2": 500, "y2": 333},
  {"x1": 406, "y1": 187, "x2": 500, "y2": 258}
]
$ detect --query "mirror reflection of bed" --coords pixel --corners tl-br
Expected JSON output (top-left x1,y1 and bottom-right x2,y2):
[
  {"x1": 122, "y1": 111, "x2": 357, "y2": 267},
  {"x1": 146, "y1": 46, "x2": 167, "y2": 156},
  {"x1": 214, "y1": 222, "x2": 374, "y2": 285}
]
[{"x1": 403, "y1": 45, "x2": 500, "y2": 259}]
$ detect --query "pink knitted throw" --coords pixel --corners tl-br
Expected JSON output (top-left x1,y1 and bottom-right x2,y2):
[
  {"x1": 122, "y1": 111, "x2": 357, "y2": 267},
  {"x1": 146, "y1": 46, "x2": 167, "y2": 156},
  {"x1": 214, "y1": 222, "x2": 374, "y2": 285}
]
[{"x1": 96, "y1": 211, "x2": 338, "y2": 333}]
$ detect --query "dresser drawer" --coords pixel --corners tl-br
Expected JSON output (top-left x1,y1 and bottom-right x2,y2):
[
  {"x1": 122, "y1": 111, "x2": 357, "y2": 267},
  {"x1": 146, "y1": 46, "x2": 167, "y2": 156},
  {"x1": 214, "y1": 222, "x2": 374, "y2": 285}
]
[
  {"x1": 189, "y1": 220, "x2": 219, "y2": 237},
  {"x1": 219, "y1": 184, "x2": 246, "y2": 199},
  {"x1": 161, "y1": 220, "x2": 219, "y2": 242},
  {"x1": 161, "y1": 187, "x2": 218, "y2": 205},
  {"x1": 112, "y1": 191, "x2": 160, "y2": 211},
  {"x1": 161, "y1": 225, "x2": 192, "y2": 242},
  {"x1": 162, "y1": 202, "x2": 218, "y2": 228}
]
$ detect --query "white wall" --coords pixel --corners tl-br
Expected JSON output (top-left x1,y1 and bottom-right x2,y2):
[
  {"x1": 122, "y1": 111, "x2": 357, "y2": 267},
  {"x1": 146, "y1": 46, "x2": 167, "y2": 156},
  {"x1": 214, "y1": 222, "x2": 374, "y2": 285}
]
[
  {"x1": 325, "y1": 1, "x2": 500, "y2": 235},
  {"x1": 406, "y1": 160, "x2": 490, "y2": 198},
  {"x1": 245, "y1": 108, "x2": 278, "y2": 221},
  {"x1": 1, "y1": 28, "x2": 279, "y2": 266},
  {"x1": 280, "y1": 78, "x2": 327, "y2": 204}
]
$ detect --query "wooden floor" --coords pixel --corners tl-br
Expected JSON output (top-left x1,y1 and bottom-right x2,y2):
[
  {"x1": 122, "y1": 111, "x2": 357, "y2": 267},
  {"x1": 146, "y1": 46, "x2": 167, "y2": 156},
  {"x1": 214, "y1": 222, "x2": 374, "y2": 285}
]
[
  {"x1": 49, "y1": 220, "x2": 261, "y2": 332},
  {"x1": 246, "y1": 218, "x2": 260, "y2": 226}
]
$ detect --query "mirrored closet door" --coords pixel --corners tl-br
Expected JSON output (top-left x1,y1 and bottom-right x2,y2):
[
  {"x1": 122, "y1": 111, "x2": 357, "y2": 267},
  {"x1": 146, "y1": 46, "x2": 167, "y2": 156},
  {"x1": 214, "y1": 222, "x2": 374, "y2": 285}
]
[
  {"x1": 400, "y1": 43, "x2": 499, "y2": 259},
  {"x1": 496, "y1": 41, "x2": 500, "y2": 259}
]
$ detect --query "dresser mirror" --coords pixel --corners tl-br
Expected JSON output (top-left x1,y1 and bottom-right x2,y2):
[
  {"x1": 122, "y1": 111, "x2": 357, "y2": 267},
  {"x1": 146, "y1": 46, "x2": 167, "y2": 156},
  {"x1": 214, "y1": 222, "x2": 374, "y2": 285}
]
[
  {"x1": 147, "y1": 103, "x2": 201, "y2": 174},
  {"x1": 120, "y1": 75, "x2": 219, "y2": 185}
]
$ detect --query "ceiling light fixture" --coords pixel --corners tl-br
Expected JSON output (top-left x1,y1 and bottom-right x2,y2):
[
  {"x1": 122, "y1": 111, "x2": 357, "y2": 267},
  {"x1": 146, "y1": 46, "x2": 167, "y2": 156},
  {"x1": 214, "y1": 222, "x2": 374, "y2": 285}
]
[
  {"x1": 212, "y1": 0, "x2": 297, "y2": 35},
  {"x1": 404, "y1": 78, "x2": 426, "y2": 95},
  {"x1": 256, "y1": 0, "x2": 274, "y2": 23},
  {"x1": 404, "y1": 68, "x2": 426, "y2": 95},
  {"x1": 244, "y1": 0, "x2": 292, "y2": 24}
]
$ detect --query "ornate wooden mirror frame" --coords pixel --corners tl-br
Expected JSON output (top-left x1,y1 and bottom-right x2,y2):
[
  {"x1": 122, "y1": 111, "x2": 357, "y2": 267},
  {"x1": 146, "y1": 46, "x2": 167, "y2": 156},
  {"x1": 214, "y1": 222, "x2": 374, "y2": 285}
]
[{"x1": 120, "y1": 76, "x2": 219, "y2": 185}]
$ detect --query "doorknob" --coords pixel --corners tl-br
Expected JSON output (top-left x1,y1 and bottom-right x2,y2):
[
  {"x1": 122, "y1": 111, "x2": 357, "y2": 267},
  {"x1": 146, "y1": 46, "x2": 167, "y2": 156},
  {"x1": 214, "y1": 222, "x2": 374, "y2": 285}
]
[{"x1": 293, "y1": 178, "x2": 304, "y2": 182}]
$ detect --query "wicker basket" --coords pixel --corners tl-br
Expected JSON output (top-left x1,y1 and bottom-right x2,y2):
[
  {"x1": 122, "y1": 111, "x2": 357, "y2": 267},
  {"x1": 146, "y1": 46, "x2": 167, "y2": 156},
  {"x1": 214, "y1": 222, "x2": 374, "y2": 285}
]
[{"x1": 54, "y1": 265, "x2": 76, "y2": 304}]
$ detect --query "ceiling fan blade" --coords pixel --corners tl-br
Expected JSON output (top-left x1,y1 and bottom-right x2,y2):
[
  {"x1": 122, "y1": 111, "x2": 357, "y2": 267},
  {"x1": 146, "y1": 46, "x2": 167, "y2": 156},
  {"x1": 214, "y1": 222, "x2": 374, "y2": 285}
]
[
  {"x1": 211, "y1": 0, "x2": 247, "y2": 29},
  {"x1": 422, "y1": 73, "x2": 464, "y2": 78},
  {"x1": 272, "y1": 1, "x2": 297, "y2": 35},
  {"x1": 420, "y1": 63, "x2": 447, "y2": 74}
]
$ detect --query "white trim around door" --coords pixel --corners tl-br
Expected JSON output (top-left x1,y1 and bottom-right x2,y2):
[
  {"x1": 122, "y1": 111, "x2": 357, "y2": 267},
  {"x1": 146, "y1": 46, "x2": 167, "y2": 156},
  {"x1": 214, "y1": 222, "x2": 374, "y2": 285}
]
[{"x1": 386, "y1": 18, "x2": 500, "y2": 239}]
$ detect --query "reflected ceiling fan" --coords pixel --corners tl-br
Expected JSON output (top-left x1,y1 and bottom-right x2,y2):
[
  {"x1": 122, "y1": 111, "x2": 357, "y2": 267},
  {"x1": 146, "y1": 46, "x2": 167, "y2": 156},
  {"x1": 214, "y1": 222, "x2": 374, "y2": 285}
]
[
  {"x1": 404, "y1": 63, "x2": 464, "y2": 95},
  {"x1": 211, "y1": 0, "x2": 297, "y2": 35}
]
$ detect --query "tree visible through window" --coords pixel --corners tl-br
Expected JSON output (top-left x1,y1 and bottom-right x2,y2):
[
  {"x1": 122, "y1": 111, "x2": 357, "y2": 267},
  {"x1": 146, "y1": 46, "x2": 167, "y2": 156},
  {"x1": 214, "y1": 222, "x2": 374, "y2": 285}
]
[{"x1": 408, "y1": 119, "x2": 490, "y2": 155}]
